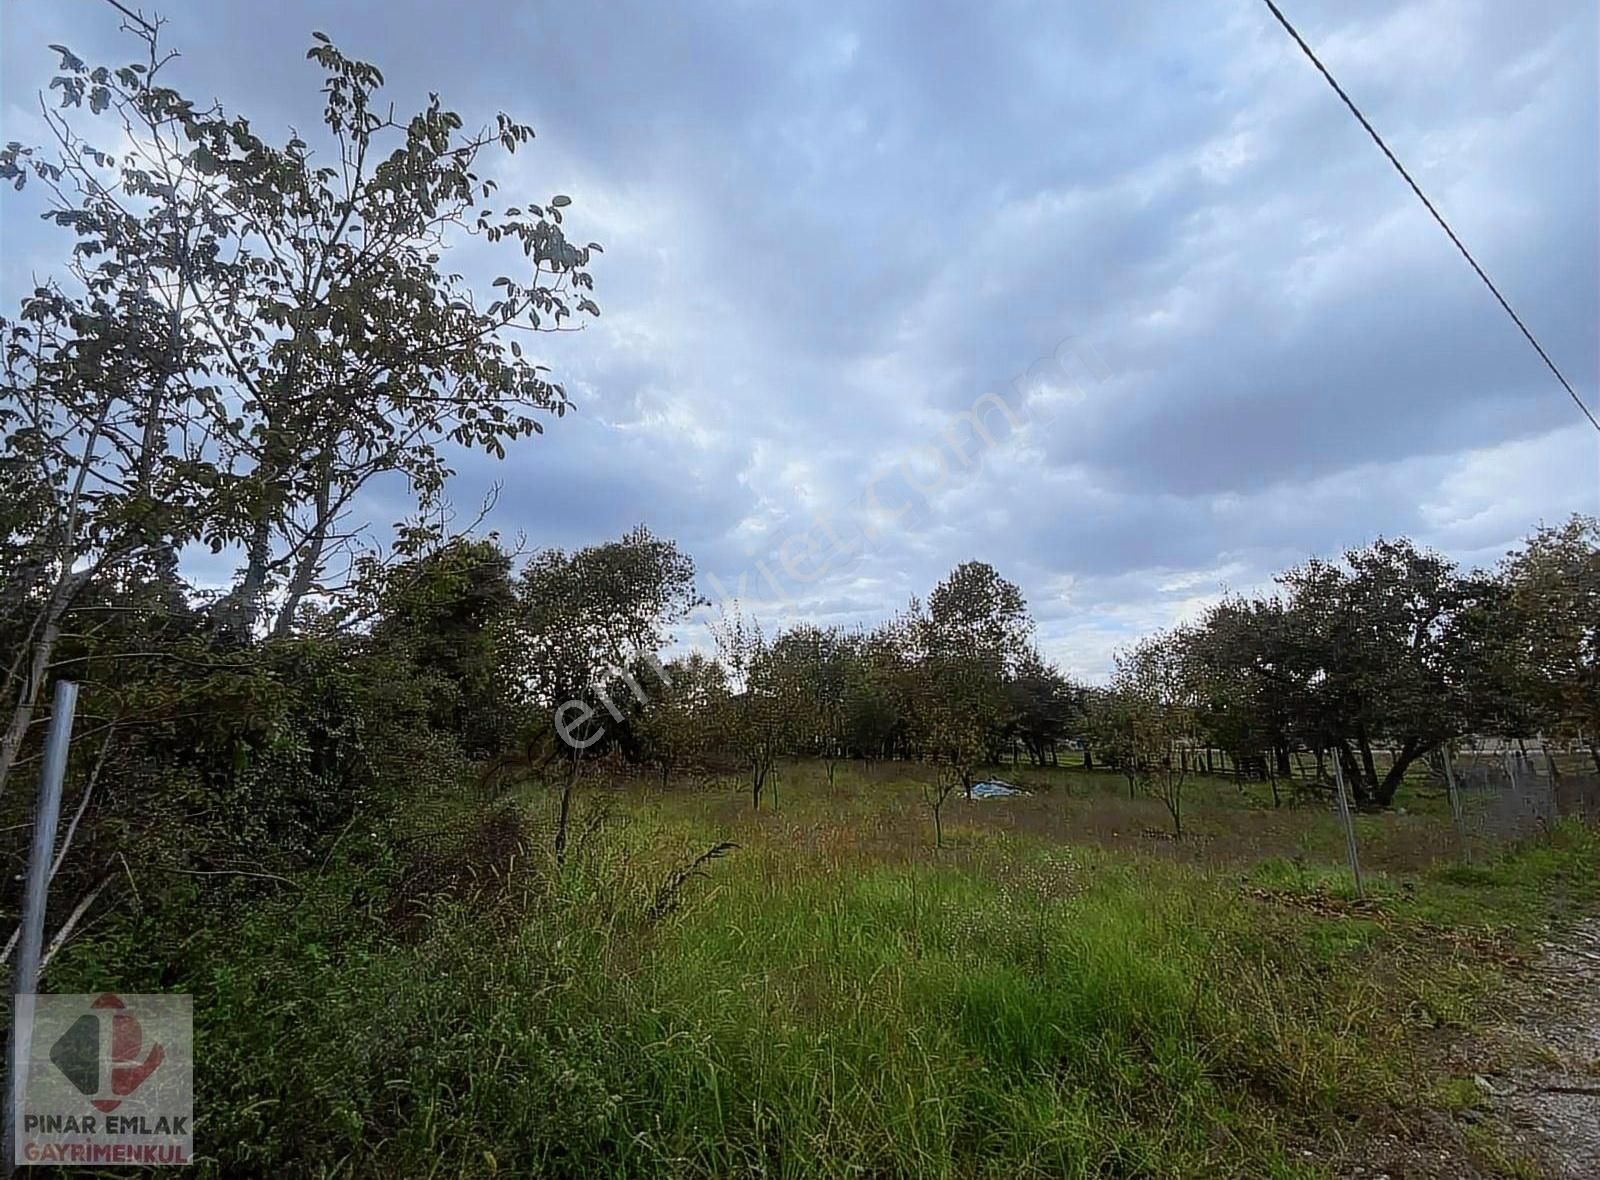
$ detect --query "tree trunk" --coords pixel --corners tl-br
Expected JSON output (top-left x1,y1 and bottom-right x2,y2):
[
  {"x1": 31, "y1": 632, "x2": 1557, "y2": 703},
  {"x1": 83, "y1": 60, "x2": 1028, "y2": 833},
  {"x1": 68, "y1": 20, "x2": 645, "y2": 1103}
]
[
  {"x1": 1356, "y1": 730, "x2": 1379, "y2": 796},
  {"x1": 223, "y1": 515, "x2": 274, "y2": 640},
  {"x1": 752, "y1": 752, "x2": 774, "y2": 810},
  {"x1": 0, "y1": 405, "x2": 108, "y2": 801},
  {"x1": 1372, "y1": 739, "x2": 1422, "y2": 809},
  {"x1": 272, "y1": 468, "x2": 333, "y2": 639},
  {"x1": 1275, "y1": 744, "x2": 1291, "y2": 778},
  {"x1": 1337, "y1": 742, "x2": 1371, "y2": 808},
  {"x1": 0, "y1": 573, "x2": 85, "y2": 804},
  {"x1": 553, "y1": 754, "x2": 580, "y2": 865}
]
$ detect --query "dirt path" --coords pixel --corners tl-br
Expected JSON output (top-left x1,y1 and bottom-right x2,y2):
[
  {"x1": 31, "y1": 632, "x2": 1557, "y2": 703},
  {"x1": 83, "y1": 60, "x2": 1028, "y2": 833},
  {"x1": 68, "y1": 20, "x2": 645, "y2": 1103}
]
[{"x1": 1488, "y1": 916, "x2": 1600, "y2": 1178}]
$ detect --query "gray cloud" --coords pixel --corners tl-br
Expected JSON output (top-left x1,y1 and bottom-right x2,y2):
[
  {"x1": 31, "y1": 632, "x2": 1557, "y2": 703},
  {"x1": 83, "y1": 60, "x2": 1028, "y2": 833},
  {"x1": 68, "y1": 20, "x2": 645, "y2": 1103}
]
[{"x1": 3, "y1": 0, "x2": 1595, "y2": 678}]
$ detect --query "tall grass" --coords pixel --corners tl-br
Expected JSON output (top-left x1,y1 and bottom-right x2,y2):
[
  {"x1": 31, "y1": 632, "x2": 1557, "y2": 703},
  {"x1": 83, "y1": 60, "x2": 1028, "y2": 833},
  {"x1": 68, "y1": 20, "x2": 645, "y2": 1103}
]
[{"x1": 42, "y1": 770, "x2": 1600, "y2": 1178}]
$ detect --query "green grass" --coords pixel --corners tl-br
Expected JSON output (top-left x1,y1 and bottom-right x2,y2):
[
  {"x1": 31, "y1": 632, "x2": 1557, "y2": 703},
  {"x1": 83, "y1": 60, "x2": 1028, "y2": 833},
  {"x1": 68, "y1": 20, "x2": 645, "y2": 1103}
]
[{"x1": 45, "y1": 760, "x2": 1600, "y2": 1178}]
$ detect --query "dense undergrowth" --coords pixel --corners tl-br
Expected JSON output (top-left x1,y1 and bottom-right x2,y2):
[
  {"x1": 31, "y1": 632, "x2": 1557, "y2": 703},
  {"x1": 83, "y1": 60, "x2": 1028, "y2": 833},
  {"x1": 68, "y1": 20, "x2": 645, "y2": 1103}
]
[{"x1": 43, "y1": 768, "x2": 1600, "y2": 1179}]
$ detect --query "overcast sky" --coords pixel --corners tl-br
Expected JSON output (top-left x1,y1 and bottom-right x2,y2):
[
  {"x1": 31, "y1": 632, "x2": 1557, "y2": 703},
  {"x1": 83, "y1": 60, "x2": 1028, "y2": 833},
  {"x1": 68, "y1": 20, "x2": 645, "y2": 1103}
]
[{"x1": 3, "y1": 0, "x2": 1597, "y2": 678}]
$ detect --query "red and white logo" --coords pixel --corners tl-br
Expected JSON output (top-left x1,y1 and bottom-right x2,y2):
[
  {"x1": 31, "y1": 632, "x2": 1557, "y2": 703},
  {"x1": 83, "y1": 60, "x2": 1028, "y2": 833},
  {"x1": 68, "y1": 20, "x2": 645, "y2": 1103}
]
[
  {"x1": 48, "y1": 993, "x2": 167, "y2": 1113},
  {"x1": 14, "y1": 992, "x2": 192, "y2": 1168}
]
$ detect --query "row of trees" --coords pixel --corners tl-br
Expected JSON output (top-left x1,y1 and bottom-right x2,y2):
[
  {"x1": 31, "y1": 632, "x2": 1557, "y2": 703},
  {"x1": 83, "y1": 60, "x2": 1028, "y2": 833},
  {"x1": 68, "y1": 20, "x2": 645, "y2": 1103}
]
[
  {"x1": 1166, "y1": 523, "x2": 1599, "y2": 808},
  {"x1": 425, "y1": 517, "x2": 1594, "y2": 833},
  {"x1": 568, "y1": 523, "x2": 1599, "y2": 823}
]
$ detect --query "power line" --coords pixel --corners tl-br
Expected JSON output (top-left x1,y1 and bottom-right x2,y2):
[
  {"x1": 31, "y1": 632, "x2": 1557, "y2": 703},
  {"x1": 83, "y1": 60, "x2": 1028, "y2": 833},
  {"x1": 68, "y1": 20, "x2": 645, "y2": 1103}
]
[
  {"x1": 97, "y1": 0, "x2": 157, "y2": 34},
  {"x1": 1259, "y1": 0, "x2": 1600, "y2": 435}
]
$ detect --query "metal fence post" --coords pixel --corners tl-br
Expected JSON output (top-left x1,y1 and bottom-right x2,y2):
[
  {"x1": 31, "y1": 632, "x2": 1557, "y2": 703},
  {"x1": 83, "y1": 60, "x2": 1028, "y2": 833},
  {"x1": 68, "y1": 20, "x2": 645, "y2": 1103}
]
[
  {"x1": 1442, "y1": 743, "x2": 1469, "y2": 865},
  {"x1": 1331, "y1": 753, "x2": 1365, "y2": 899},
  {"x1": 4, "y1": 680, "x2": 79, "y2": 1177}
]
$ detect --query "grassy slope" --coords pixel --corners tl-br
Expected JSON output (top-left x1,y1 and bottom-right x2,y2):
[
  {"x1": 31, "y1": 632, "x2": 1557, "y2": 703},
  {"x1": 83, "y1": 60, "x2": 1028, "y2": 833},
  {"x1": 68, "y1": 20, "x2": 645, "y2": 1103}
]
[{"x1": 48, "y1": 762, "x2": 1600, "y2": 1178}]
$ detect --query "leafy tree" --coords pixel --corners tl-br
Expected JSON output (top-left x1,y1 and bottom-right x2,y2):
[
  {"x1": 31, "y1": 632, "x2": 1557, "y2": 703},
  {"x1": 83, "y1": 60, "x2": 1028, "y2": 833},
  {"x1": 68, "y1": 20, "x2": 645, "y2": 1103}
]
[
  {"x1": 1082, "y1": 686, "x2": 1142, "y2": 798},
  {"x1": 1112, "y1": 631, "x2": 1198, "y2": 838},
  {"x1": 1007, "y1": 650, "x2": 1079, "y2": 767},
  {"x1": 767, "y1": 624, "x2": 854, "y2": 786},
  {"x1": 0, "y1": 565, "x2": 431, "y2": 973},
  {"x1": 510, "y1": 525, "x2": 698, "y2": 723},
  {"x1": 925, "y1": 560, "x2": 1032, "y2": 669},
  {"x1": 633, "y1": 651, "x2": 728, "y2": 786},
  {"x1": 714, "y1": 612, "x2": 795, "y2": 810},
  {"x1": 0, "y1": 144, "x2": 222, "y2": 802},
  {"x1": 365, "y1": 537, "x2": 518, "y2": 755},
  {"x1": 9, "y1": 24, "x2": 601, "y2": 643},
  {"x1": 842, "y1": 668, "x2": 899, "y2": 765},
  {"x1": 0, "y1": 20, "x2": 601, "y2": 800},
  {"x1": 919, "y1": 562, "x2": 1033, "y2": 796},
  {"x1": 1278, "y1": 538, "x2": 1495, "y2": 807},
  {"x1": 1185, "y1": 596, "x2": 1302, "y2": 803},
  {"x1": 494, "y1": 526, "x2": 697, "y2": 855},
  {"x1": 846, "y1": 615, "x2": 918, "y2": 763},
  {"x1": 1499, "y1": 515, "x2": 1600, "y2": 770}
]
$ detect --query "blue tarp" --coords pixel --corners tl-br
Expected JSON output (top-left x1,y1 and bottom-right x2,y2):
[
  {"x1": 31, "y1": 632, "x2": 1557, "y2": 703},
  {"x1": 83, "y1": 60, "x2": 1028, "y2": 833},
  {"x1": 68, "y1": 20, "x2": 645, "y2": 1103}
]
[{"x1": 969, "y1": 780, "x2": 1026, "y2": 799}]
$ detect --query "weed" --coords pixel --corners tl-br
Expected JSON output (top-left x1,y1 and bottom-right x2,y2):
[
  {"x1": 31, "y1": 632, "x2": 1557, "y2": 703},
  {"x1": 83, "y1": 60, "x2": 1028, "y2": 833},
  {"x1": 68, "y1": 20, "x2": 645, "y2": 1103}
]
[{"x1": 42, "y1": 762, "x2": 1600, "y2": 1178}]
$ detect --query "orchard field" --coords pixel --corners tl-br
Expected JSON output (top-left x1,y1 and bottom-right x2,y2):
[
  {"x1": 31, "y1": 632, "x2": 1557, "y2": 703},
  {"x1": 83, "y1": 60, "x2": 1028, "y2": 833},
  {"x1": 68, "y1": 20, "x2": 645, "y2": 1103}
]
[{"x1": 48, "y1": 758, "x2": 1600, "y2": 1179}]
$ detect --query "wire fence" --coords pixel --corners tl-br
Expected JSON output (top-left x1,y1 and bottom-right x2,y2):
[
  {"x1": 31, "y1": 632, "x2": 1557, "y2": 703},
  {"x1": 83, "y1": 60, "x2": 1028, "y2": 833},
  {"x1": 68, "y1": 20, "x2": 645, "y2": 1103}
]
[
  {"x1": 1430, "y1": 747, "x2": 1599, "y2": 868},
  {"x1": 1314, "y1": 745, "x2": 1599, "y2": 894}
]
